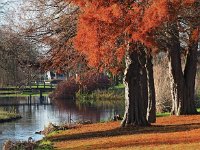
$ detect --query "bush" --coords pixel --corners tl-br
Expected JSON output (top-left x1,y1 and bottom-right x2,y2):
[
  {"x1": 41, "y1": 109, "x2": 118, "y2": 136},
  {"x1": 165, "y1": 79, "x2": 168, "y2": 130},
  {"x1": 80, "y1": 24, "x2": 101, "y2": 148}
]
[
  {"x1": 79, "y1": 72, "x2": 111, "y2": 93},
  {"x1": 51, "y1": 72, "x2": 111, "y2": 99},
  {"x1": 51, "y1": 78, "x2": 79, "y2": 99}
]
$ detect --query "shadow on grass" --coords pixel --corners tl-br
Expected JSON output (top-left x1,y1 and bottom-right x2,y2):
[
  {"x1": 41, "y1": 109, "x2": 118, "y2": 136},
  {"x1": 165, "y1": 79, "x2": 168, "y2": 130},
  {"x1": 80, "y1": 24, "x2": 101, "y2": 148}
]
[{"x1": 48, "y1": 122, "x2": 200, "y2": 142}]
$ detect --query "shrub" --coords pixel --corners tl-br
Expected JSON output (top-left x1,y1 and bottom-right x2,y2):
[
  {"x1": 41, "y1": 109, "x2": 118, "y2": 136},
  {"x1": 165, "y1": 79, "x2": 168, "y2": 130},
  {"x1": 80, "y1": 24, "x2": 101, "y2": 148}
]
[
  {"x1": 51, "y1": 72, "x2": 111, "y2": 99},
  {"x1": 51, "y1": 78, "x2": 79, "y2": 99},
  {"x1": 78, "y1": 72, "x2": 111, "y2": 93}
]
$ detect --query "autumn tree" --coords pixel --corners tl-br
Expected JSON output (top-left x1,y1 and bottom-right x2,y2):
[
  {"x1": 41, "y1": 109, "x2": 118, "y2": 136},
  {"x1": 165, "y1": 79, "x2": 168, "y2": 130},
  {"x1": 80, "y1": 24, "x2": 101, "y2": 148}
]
[
  {"x1": 66, "y1": 0, "x2": 199, "y2": 126},
  {"x1": 18, "y1": 0, "x2": 199, "y2": 126},
  {"x1": 150, "y1": 1, "x2": 200, "y2": 115},
  {"x1": 168, "y1": 2, "x2": 200, "y2": 115},
  {"x1": 65, "y1": 0, "x2": 159, "y2": 126}
]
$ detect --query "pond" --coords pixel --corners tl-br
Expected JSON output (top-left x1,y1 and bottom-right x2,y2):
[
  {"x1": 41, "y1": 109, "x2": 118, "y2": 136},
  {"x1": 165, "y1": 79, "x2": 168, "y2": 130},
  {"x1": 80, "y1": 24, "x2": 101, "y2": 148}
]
[{"x1": 0, "y1": 96, "x2": 124, "y2": 149}]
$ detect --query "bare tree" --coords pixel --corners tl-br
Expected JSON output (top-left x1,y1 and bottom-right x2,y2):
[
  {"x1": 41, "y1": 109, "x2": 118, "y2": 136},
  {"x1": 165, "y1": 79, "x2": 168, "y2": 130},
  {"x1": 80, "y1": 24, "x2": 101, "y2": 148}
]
[{"x1": 0, "y1": 27, "x2": 39, "y2": 86}]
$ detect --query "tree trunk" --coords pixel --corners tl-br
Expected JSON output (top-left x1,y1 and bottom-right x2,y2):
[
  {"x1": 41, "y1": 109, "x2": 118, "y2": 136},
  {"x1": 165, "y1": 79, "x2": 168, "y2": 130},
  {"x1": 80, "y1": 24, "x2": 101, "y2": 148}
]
[
  {"x1": 168, "y1": 24, "x2": 198, "y2": 115},
  {"x1": 121, "y1": 47, "x2": 149, "y2": 127},
  {"x1": 183, "y1": 41, "x2": 198, "y2": 114},
  {"x1": 139, "y1": 48, "x2": 148, "y2": 121},
  {"x1": 146, "y1": 54, "x2": 156, "y2": 123},
  {"x1": 168, "y1": 45, "x2": 186, "y2": 115}
]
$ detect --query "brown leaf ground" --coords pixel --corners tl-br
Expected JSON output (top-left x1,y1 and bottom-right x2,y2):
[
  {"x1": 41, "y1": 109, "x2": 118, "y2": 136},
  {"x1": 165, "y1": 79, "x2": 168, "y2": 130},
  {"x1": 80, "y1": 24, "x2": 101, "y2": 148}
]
[{"x1": 48, "y1": 115, "x2": 200, "y2": 150}]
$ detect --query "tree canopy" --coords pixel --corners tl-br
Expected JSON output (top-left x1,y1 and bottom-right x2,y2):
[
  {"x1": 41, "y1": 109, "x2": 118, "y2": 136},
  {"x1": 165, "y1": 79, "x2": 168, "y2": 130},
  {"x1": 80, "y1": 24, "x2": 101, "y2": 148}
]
[{"x1": 69, "y1": 0, "x2": 199, "y2": 73}]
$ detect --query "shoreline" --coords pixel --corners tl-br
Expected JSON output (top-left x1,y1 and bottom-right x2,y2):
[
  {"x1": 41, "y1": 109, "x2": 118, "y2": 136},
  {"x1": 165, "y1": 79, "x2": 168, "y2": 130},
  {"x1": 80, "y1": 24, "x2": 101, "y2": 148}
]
[
  {"x1": 0, "y1": 116, "x2": 22, "y2": 123},
  {"x1": 3, "y1": 113, "x2": 200, "y2": 149},
  {"x1": 0, "y1": 111, "x2": 22, "y2": 123},
  {"x1": 46, "y1": 115, "x2": 200, "y2": 149}
]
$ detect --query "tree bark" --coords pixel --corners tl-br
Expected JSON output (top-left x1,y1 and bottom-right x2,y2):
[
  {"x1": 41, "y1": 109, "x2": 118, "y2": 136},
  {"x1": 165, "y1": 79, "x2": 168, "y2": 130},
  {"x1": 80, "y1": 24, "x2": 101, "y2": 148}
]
[
  {"x1": 146, "y1": 54, "x2": 156, "y2": 123},
  {"x1": 168, "y1": 45, "x2": 186, "y2": 115},
  {"x1": 183, "y1": 41, "x2": 198, "y2": 114},
  {"x1": 122, "y1": 42, "x2": 155, "y2": 127},
  {"x1": 168, "y1": 24, "x2": 198, "y2": 115}
]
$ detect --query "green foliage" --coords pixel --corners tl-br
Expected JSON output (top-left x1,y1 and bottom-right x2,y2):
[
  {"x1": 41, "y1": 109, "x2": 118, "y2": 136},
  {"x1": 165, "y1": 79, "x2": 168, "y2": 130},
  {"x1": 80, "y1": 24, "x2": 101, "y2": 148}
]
[
  {"x1": 0, "y1": 109, "x2": 21, "y2": 122},
  {"x1": 197, "y1": 108, "x2": 200, "y2": 112},
  {"x1": 76, "y1": 88, "x2": 124, "y2": 102},
  {"x1": 35, "y1": 140, "x2": 54, "y2": 150},
  {"x1": 109, "y1": 84, "x2": 125, "y2": 90},
  {"x1": 0, "y1": 92, "x2": 50, "y2": 97},
  {"x1": 156, "y1": 112, "x2": 170, "y2": 117},
  {"x1": 76, "y1": 83, "x2": 125, "y2": 103}
]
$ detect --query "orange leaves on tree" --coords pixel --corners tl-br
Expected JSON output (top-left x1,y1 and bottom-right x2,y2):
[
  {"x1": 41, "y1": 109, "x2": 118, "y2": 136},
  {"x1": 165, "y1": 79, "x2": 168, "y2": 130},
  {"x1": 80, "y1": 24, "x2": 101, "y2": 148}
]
[
  {"x1": 70, "y1": 0, "x2": 197, "y2": 73},
  {"x1": 71, "y1": 0, "x2": 170, "y2": 72},
  {"x1": 73, "y1": 1, "x2": 127, "y2": 71},
  {"x1": 115, "y1": 47, "x2": 125, "y2": 62},
  {"x1": 191, "y1": 28, "x2": 200, "y2": 42},
  {"x1": 182, "y1": 0, "x2": 196, "y2": 5},
  {"x1": 140, "y1": 0, "x2": 169, "y2": 33},
  {"x1": 110, "y1": 4, "x2": 123, "y2": 18},
  {"x1": 130, "y1": 0, "x2": 169, "y2": 49}
]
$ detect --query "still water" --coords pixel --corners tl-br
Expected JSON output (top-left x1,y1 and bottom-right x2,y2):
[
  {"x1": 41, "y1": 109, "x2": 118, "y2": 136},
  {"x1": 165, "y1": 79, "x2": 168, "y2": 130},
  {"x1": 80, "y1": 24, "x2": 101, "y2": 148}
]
[{"x1": 0, "y1": 96, "x2": 124, "y2": 149}]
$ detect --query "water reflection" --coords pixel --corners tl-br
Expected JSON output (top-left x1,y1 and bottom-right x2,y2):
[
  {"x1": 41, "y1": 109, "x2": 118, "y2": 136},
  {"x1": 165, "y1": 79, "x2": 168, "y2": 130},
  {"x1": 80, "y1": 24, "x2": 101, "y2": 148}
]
[{"x1": 0, "y1": 97, "x2": 124, "y2": 149}]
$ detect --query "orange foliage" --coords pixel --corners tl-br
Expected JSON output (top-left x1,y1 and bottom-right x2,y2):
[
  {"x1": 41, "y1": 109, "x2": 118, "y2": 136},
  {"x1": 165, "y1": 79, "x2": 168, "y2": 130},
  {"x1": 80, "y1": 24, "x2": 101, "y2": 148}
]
[
  {"x1": 191, "y1": 28, "x2": 200, "y2": 42},
  {"x1": 73, "y1": 1, "x2": 127, "y2": 73},
  {"x1": 68, "y1": 0, "x2": 197, "y2": 72},
  {"x1": 115, "y1": 47, "x2": 125, "y2": 62},
  {"x1": 50, "y1": 115, "x2": 200, "y2": 150},
  {"x1": 183, "y1": 0, "x2": 196, "y2": 5},
  {"x1": 139, "y1": 0, "x2": 169, "y2": 34}
]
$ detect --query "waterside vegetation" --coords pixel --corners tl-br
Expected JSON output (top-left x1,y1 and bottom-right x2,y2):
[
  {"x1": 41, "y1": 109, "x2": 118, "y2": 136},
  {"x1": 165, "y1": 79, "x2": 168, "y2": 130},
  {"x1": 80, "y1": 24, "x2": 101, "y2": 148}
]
[
  {"x1": 76, "y1": 84, "x2": 124, "y2": 102},
  {"x1": 0, "y1": 110, "x2": 21, "y2": 123}
]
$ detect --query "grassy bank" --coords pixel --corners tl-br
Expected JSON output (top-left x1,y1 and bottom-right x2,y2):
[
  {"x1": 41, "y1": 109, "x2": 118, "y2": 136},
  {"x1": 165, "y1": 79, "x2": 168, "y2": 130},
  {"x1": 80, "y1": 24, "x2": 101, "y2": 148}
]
[
  {"x1": 0, "y1": 110, "x2": 21, "y2": 123},
  {"x1": 76, "y1": 84, "x2": 125, "y2": 102},
  {"x1": 46, "y1": 115, "x2": 200, "y2": 150},
  {"x1": 0, "y1": 92, "x2": 51, "y2": 97}
]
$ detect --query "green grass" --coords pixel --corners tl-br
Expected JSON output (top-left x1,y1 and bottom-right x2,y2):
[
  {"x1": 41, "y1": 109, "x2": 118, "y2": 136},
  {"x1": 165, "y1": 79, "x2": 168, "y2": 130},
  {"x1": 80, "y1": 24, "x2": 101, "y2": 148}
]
[
  {"x1": 0, "y1": 91, "x2": 19, "y2": 93},
  {"x1": 21, "y1": 92, "x2": 51, "y2": 96},
  {"x1": 77, "y1": 84, "x2": 125, "y2": 102},
  {"x1": 156, "y1": 112, "x2": 170, "y2": 117},
  {"x1": 0, "y1": 110, "x2": 21, "y2": 122},
  {"x1": 0, "y1": 85, "x2": 55, "y2": 93},
  {"x1": 0, "y1": 83, "x2": 54, "y2": 97},
  {"x1": 28, "y1": 85, "x2": 55, "y2": 89},
  {"x1": 76, "y1": 89, "x2": 124, "y2": 102},
  {"x1": 156, "y1": 107, "x2": 200, "y2": 117},
  {"x1": 109, "y1": 84, "x2": 125, "y2": 90},
  {"x1": 0, "y1": 92, "x2": 51, "y2": 97},
  {"x1": 35, "y1": 140, "x2": 54, "y2": 150}
]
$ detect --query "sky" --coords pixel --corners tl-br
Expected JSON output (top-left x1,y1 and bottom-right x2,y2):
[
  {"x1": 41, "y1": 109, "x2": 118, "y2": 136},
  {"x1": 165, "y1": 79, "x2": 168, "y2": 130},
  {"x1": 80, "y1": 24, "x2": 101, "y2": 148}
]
[{"x1": 0, "y1": 0, "x2": 22, "y2": 26}]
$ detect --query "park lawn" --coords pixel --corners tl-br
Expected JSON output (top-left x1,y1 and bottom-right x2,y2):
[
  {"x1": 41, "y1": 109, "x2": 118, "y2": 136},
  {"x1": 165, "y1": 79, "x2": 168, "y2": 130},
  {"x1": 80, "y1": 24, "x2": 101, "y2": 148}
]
[
  {"x1": 47, "y1": 115, "x2": 200, "y2": 150},
  {"x1": 0, "y1": 92, "x2": 51, "y2": 97}
]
